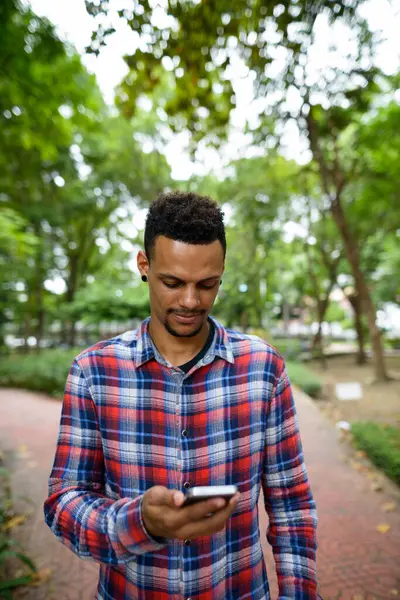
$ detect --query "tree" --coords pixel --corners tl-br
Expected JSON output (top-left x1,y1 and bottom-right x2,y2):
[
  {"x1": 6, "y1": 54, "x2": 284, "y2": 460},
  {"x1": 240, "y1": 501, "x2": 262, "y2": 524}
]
[
  {"x1": 54, "y1": 113, "x2": 170, "y2": 345},
  {"x1": 0, "y1": 208, "x2": 37, "y2": 350},
  {"x1": 86, "y1": 0, "x2": 398, "y2": 380},
  {"x1": 85, "y1": 0, "x2": 364, "y2": 144},
  {"x1": 1, "y1": 0, "x2": 172, "y2": 348},
  {"x1": 202, "y1": 153, "x2": 297, "y2": 329},
  {"x1": 1, "y1": 0, "x2": 105, "y2": 347},
  {"x1": 64, "y1": 244, "x2": 151, "y2": 327}
]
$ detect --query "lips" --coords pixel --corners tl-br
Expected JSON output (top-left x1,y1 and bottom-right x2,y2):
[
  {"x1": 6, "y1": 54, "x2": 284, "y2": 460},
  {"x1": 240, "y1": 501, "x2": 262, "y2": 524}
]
[{"x1": 172, "y1": 313, "x2": 202, "y2": 324}]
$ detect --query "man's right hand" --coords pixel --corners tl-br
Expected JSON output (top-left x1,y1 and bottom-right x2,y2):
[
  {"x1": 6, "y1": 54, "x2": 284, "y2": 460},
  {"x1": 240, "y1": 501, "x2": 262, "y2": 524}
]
[{"x1": 141, "y1": 486, "x2": 240, "y2": 541}]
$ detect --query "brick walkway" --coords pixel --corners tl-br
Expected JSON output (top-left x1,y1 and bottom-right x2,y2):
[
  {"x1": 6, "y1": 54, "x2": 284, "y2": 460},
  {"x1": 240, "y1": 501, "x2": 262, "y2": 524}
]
[{"x1": 0, "y1": 388, "x2": 399, "y2": 600}]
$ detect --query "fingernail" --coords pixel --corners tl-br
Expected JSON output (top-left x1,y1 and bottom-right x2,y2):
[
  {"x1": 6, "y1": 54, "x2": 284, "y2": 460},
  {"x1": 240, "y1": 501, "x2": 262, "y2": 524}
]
[
  {"x1": 174, "y1": 492, "x2": 183, "y2": 505},
  {"x1": 214, "y1": 499, "x2": 226, "y2": 509}
]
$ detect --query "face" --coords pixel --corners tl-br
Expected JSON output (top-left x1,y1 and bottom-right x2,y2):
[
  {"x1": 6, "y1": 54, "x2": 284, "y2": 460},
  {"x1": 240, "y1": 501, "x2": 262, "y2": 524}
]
[{"x1": 137, "y1": 236, "x2": 224, "y2": 338}]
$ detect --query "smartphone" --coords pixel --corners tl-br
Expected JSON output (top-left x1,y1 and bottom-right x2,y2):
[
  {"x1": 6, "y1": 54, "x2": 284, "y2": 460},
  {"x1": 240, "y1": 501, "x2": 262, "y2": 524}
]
[{"x1": 182, "y1": 485, "x2": 238, "y2": 506}]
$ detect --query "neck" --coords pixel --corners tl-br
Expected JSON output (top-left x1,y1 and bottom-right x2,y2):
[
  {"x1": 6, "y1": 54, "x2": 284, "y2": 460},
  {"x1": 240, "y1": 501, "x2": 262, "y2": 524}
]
[{"x1": 148, "y1": 315, "x2": 210, "y2": 367}]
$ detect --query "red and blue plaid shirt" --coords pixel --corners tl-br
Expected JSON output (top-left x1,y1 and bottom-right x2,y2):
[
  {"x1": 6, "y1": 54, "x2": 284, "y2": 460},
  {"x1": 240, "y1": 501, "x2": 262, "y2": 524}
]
[{"x1": 44, "y1": 317, "x2": 318, "y2": 599}]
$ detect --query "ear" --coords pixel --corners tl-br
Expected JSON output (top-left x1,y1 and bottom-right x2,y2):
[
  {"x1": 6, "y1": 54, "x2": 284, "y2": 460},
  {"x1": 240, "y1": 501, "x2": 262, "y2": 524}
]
[{"x1": 137, "y1": 250, "x2": 149, "y2": 279}]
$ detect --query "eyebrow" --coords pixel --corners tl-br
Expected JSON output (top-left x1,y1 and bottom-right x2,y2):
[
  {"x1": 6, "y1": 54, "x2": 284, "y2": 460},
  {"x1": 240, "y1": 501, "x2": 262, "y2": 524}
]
[{"x1": 158, "y1": 273, "x2": 220, "y2": 283}]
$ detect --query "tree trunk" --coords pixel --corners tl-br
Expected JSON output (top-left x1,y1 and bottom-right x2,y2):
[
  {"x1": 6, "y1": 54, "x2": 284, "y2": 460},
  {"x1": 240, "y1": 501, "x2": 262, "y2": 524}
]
[
  {"x1": 331, "y1": 197, "x2": 388, "y2": 380},
  {"x1": 347, "y1": 291, "x2": 367, "y2": 365},
  {"x1": 34, "y1": 284, "x2": 45, "y2": 351},
  {"x1": 65, "y1": 253, "x2": 79, "y2": 348},
  {"x1": 312, "y1": 298, "x2": 328, "y2": 369},
  {"x1": 30, "y1": 224, "x2": 45, "y2": 351},
  {"x1": 305, "y1": 110, "x2": 388, "y2": 381},
  {"x1": 282, "y1": 301, "x2": 290, "y2": 334}
]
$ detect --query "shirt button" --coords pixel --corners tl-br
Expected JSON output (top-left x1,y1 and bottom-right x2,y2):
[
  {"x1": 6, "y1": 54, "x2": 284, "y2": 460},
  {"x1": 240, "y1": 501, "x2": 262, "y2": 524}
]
[
  {"x1": 183, "y1": 481, "x2": 191, "y2": 489},
  {"x1": 184, "y1": 539, "x2": 191, "y2": 546},
  {"x1": 182, "y1": 429, "x2": 188, "y2": 437}
]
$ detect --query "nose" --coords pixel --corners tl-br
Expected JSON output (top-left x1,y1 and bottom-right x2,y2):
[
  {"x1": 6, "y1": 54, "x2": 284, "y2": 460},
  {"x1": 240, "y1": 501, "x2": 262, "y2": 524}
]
[{"x1": 179, "y1": 285, "x2": 200, "y2": 310}]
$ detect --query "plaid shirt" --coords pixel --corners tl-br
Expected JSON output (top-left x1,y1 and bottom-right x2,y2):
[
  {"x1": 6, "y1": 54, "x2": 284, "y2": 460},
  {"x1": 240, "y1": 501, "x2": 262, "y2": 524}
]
[{"x1": 44, "y1": 317, "x2": 318, "y2": 599}]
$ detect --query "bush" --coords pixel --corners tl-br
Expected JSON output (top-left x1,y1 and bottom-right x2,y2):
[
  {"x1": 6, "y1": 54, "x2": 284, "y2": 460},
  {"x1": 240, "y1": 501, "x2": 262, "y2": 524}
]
[
  {"x1": 0, "y1": 349, "x2": 323, "y2": 401},
  {"x1": 0, "y1": 349, "x2": 79, "y2": 398},
  {"x1": 247, "y1": 328, "x2": 270, "y2": 340},
  {"x1": 386, "y1": 337, "x2": 400, "y2": 350},
  {"x1": 247, "y1": 330, "x2": 307, "y2": 362},
  {"x1": 285, "y1": 362, "x2": 322, "y2": 398},
  {"x1": 351, "y1": 422, "x2": 400, "y2": 486},
  {"x1": 273, "y1": 339, "x2": 303, "y2": 361}
]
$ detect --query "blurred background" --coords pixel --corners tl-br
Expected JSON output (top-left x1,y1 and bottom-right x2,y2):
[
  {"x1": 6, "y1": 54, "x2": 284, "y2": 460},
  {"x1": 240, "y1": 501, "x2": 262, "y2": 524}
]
[{"x1": 0, "y1": 0, "x2": 399, "y2": 597}]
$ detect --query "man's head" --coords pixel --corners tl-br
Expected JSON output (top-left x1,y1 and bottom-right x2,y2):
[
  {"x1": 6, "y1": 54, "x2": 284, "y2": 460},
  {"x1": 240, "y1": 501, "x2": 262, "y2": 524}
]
[{"x1": 137, "y1": 191, "x2": 226, "y2": 338}]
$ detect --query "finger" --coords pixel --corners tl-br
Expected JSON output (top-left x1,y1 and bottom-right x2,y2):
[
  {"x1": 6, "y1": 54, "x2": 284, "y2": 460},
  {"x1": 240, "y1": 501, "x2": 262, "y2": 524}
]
[
  {"x1": 185, "y1": 497, "x2": 228, "y2": 521},
  {"x1": 229, "y1": 492, "x2": 241, "y2": 507},
  {"x1": 171, "y1": 497, "x2": 229, "y2": 536},
  {"x1": 180, "y1": 494, "x2": 241, "y2": 539},
  {"x1": 195, "y1": 499, "x2": 238, "y2": 536},
  {"x1": 146, "y1": 486, "x2": 184, "y2": 509},
  {"x1": 172, "y1": 490, "x2": 185, "y2": 507},
  {"x1": 209, "y1": 493, "x2": 240, "y2": 523}
]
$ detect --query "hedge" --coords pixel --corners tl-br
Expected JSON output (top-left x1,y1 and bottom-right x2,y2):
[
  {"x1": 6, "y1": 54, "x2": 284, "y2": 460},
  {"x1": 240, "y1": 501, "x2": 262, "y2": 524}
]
[
  {"x1": 0, "y1": 349, "x2": 323, "y2": 400},
  {"x1": 285, "y1": 362, "x2": 322, "y2": 397},
  {"x1": 0, "y1": 349, "x2": 78, "y2": 398},
  {"x1": 351, "y1": 421, "x2": 400, "y2": 486}
]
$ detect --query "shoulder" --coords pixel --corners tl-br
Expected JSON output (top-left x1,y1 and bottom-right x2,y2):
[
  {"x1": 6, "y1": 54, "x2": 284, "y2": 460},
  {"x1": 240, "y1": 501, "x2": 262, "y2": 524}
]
[
  {"x1": 225, "y1": 327, "x2": 284, "y2": 366},
  {"x1": 73, "y1": 328, "x2": 140, "y2": 370}
]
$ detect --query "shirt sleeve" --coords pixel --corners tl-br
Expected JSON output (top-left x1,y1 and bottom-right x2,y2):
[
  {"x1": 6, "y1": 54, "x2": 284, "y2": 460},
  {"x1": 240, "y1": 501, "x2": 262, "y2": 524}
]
[
  {"x1": 43, "y1": 359, "x2": 167, "y2": 564},
  {"x1": 261, "y1": 360, "x2": 318, "y2": 599}
]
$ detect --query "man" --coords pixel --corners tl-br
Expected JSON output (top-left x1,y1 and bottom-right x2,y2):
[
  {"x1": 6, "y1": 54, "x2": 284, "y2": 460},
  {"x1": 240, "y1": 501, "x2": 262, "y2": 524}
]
[{"x1": 45, "y1": 191, "x2": 318, "y2": 599}]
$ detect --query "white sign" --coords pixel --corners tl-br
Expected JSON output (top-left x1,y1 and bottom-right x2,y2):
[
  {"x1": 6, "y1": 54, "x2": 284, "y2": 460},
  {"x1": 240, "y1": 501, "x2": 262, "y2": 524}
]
[{"x1": 335, "y1": 382, "x2": 363, "y2": 401}]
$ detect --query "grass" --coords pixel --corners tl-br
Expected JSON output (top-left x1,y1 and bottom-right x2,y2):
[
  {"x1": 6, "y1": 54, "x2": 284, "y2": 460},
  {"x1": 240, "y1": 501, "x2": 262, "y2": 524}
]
[
  {"x1": 351, "y1": 422, "x2": 400, "y2": 486},
  {"x1": 286, "y1": 362, "x2": 322, "y2": 398}
]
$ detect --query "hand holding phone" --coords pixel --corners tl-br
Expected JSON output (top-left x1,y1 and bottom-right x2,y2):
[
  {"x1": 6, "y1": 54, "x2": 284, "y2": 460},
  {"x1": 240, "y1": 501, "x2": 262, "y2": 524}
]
[{"x1": 141, "y1": 485, "x2": 240, "y2": 542}]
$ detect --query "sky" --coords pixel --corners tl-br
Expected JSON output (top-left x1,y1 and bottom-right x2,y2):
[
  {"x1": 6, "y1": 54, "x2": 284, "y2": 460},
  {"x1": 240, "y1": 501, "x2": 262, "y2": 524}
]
[{"x1": 26, "y1": 0, "x2": 400, "y2": 181}]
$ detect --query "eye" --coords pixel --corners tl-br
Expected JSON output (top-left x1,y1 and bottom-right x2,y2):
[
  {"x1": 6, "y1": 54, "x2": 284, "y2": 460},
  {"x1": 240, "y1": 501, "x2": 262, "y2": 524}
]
[
  {"x1": 199, "y1": 283, "x2": 217, "y2": 290},
  {"x1": 163, "y1": 281, "x2": 181, "y2": 289}
]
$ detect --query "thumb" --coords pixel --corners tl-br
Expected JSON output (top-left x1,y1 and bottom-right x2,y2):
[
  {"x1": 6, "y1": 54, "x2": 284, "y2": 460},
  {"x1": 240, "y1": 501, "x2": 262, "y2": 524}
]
[
  {"x1": 171, "y1": 490, "x2": 185, "y2": 508},
  {"x1": 146, "y1": 486, "x2": 184, "y2": 508}
]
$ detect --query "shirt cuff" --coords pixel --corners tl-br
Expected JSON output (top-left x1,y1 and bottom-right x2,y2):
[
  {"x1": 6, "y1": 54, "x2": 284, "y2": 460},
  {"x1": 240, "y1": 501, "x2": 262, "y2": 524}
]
[{"x1": 116, "y1": 496, "x2": 167, "y2": 555}]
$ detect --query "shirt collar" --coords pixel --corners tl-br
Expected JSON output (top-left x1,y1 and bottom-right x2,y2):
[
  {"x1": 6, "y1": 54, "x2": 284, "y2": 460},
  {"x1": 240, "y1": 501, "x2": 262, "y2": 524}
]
[{"x1": 133, "y1": 316, "x2": 234, "y2": 368}]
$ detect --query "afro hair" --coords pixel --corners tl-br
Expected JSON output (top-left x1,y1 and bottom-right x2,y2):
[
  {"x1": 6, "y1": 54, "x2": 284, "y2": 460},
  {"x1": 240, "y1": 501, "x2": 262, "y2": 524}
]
[{"x1": 144, "y1": 190, "x2": 226, "y2": 260}]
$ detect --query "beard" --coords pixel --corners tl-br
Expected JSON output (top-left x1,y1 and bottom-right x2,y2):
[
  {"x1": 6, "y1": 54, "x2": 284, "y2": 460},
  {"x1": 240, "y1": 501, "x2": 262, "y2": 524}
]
[{"x1": 164, "y1": 309, "x2": 206, "y2": 338}]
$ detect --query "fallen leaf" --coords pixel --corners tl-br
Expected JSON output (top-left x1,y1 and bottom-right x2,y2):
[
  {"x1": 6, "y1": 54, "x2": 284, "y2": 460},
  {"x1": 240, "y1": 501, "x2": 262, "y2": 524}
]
[
  {"x1": 18, "y1": 444, "x2": 31, "y2": 459},
  {"x1": 371, "y1": 482, "x2": 383, "y2": 492},
  {"x1": 390, "y1": 590, "x2": 398, "y2": 597},
  {"x1": 5, "y1": 514, "x2": 28, "y2": 530},
  {"x1": 352, "y1": 595, "x2": 364, "y2": 600},
  {"x1": 356, "y1": 451, "x2": 367, "y2": 459},
  {"x1": 382, "y1": 502, "x2": 396, "y2": 512},
  {"x1": 30, "y1": 568, "x2": 52, "y2": 587},
  {"x1": 376, "y1": 523, "x2": 391, "y2": 534},
  {"x1": 367, "y1": 473, "x2": 378, "y2": 480},
  {"x1": 351, "y1": 460, "x2": 363, "y2": 471},
  {"x1": 351, "y1": 460, "x2": 368, "y2": 473}
]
